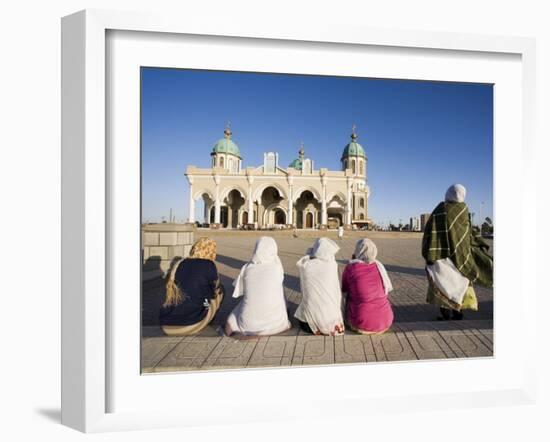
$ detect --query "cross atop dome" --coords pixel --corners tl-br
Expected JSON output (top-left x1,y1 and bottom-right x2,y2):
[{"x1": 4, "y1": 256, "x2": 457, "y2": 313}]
[
  {"x1": 351, "y1": 124, "x2": 358, "y2": 141},
  {"x1": 224, "y1": 121, "x2": 232, "y2": 139},
  {"x1": 299, "y1": 141, "x2": 305, "y2": 159}
]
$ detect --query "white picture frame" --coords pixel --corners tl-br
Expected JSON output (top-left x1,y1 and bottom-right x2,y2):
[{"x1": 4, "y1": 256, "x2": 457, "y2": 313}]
[{"x1": 61, "y1": 9, "x2": 537, "y2": 433}]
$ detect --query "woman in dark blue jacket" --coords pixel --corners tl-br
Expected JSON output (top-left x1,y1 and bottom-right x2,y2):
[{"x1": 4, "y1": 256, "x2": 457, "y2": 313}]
[{"x1": 159, "y1": 237, "x2": 224, "y2": 335}]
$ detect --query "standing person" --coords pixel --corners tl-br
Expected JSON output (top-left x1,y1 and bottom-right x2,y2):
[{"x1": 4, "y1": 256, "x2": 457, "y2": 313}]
[
  {"x1": 422, "y1": 184, "x2": 493, "y2": 320},
  {"x1": 337, "y1": 225, "x2": 344, "y2": 240},
  {"x1": 342, "y1": 238, "x2": 394, "y2": 334},
  {"x1": 159, "y1": 237, "x2": 224, "y2": 336},
  {"x1": 225, "y1": 237, "x2": 291, "y2": 336},
  {"x1": 294, "y1": 238, "x2": 345, "y2": 336},
  {"x1": 292, "y1": 225, "x2": 298, "y2": 238}
]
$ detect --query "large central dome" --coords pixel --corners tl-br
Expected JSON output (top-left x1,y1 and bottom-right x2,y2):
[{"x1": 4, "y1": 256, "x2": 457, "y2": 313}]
[{"x1": 212, "y1": 126, "x2": 241, "y2": 158}]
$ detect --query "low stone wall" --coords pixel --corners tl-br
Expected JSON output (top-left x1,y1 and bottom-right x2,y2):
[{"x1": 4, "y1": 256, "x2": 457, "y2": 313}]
[{"x1": 142, "y1": 223, "x2": 196, "y2": 281}]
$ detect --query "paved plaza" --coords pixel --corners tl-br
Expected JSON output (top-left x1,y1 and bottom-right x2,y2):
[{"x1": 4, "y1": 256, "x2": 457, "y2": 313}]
[{"x1": 141, "y1": 230, "x2": 493, "y2": 373}]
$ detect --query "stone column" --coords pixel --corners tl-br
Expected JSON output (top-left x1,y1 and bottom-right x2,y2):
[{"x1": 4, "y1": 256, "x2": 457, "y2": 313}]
[
  {"x1": 287, "y1": 177, "x2": 294, "y2": 225},
  {"x1": 227, "y1": 206, "x2": 233, "y2": 228},
  {"x1": 257, "y1": 198, "x2": 263, "y2": 228},
  {"x1": 247, "y1": 175, "x2": 254, "y2": 225},
  {"x1": 187, "y1": 177, "x2": 195, "y2": 223},
  {"x1": 247, "y1": 193, "x2": 254, "y2": 222},
  {"x1": 321, "y1": 175, "x2": 327, "y2": 226},
  {"x1": 214, "y1": 201, "x2": 221, "y2": 224},
  {"x1": 346, "y1": 178, "x2": 353, "y2": 225},
  {"x1": 214, "y1": 175, "x2": 221, "y2": 224}
]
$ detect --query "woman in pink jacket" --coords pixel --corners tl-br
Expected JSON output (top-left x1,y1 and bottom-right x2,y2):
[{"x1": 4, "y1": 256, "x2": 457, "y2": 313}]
[{"x1": 342, "y1": 238, "x2": 394, "y2": 334}]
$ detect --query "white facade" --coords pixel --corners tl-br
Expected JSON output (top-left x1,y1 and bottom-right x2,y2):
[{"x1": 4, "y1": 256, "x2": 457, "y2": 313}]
[{"x1": 185, "y1": 129, "x2": 371, "y2": 229}]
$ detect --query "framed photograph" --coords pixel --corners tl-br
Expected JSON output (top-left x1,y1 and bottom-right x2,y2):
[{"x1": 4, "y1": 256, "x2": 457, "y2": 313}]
[{"x1": 61, "y1": 9, "x2": 537, "y2": 432}]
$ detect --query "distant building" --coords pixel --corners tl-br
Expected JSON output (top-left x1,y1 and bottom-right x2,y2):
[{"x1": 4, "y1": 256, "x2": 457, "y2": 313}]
[
  {"x1": 420, "y1": 213, "x2": 431, "y2": 232},
  {"x1": 410, "y1": 216, "x2": 421, "y2": 232},
  {"x1": 185, "y1": 124, "x2": 371, "y2": 229}
]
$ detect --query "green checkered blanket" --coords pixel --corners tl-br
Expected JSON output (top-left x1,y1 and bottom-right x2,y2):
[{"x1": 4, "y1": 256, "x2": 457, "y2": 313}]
[{"x1": 422, "y1": 202, "x2": 493, "y2": 288}]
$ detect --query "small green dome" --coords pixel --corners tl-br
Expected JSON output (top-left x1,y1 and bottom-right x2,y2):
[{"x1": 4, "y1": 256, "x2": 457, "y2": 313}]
[
  {"x1": 212, "y1": 138, "x2": 241, "y2": 158},
  {"x1": 342, "y1": 131, "x2": 366, "y2": 159},
  {"x1": 289, "y1": 144, "x2": 306, "y2": 170},
  {"x1": 212, "y1": 126, "x2": 241, "y2": 158},
  {"x1": 289, "y1": 158, "x2": 302, "y2": 169}
]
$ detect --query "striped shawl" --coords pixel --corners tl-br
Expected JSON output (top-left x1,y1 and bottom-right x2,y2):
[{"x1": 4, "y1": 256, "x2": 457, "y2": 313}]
[{"x1": 422, "y1": 202, "x2": 493, "y2": 288}]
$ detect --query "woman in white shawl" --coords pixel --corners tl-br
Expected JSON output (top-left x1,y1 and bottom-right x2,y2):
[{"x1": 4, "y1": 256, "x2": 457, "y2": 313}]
[
  {"x1": 224, "y1": 237, "x2": 291, "y2": 336},
  {"x1": 294, "y1": 238, "x2": 345, "y2": 336}
]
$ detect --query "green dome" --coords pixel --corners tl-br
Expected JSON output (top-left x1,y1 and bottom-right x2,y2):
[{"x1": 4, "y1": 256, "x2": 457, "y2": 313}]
[
  {"x1": 289, "y1": 158, "x2": 302, "y2": 169},
  {"x1": 212, "y1": 137, "x2": 241, "y2": 158},
  {"x1": 342, "y1": 141, "x2": 366, "y2": 159}
]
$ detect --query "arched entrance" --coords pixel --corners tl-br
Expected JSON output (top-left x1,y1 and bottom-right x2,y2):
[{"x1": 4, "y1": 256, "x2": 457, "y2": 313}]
[
  {"x1": 260, "y1": 186, "x2": 284, "y2": 228},
  {"x1": 220, "y1": 207, "x2": 228, "y2": 227},
  {"x1": 327, "y1": 194, "x2": 346, "y2": 230},
  {"x1": 327, "y1": 213, "x2": 343, "y2": 229},
  {"x1": 225, "y1": 189, "x2": 245, "y2": 228},
  {"x1": 197, "y1": 192, "x2": 214, "y2": 225},
  {"x1": 305, "y1": 212, "x2": 314, "y2": 228},
  {"x1": 242, "y1": 211, "x2": 248, "y2": 225},
  {"x1": 294, "y1": 190, "x2": 320, "y2": 229},
  {"x1": 274, "y1": 209, "x2": 286, "y2": 225}
]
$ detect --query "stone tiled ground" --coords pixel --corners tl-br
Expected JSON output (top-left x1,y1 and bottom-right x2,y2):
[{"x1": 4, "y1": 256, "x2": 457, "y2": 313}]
[{"x1": 141, "y1": 230, "x2": 493, "y2": 373}]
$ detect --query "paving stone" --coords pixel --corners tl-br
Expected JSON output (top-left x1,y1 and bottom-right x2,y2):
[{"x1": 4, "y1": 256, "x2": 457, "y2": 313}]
[
  {"x1": 334, "y1": 335, "x2": 367, "y2": 364},
  {"x1": 141, "y1": 336, "x2": 184, "y2": 371},
  {"x1": 154, "y1": 337, "x2": 223, "y2": 371},
  {"x1": 203, "y1": 338, "x2": 259, "y2": 369},
  {"x1": 370, "y1": 332, "x2": 418, "y2": 362},
  {"x1": 437, "y1": 330, "x2": 493, "y2": 358},
  {"x1": 292, "y1": 336, "x2": 335, "y2": 366},
  {"x1": 248, "y1": 336, "x2": 297, "y2": 367}
]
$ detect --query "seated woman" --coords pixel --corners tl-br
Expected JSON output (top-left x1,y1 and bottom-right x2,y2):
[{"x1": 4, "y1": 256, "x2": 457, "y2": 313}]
[
  {"x1": 225, "y1": 237, "x2": 291, "y2": 337},
  {"x1": 342, "y1": 238, "x2": 394, "y2": 334},
  {"x1": 422, "y1": 184, "x2": 493, "y2": 320},
  {"x1": 294, "y1": 238, "x2": 345, "y2": 336},
  {"x1": 159, "y1": 237, "x2": 224, "y2": 336}
]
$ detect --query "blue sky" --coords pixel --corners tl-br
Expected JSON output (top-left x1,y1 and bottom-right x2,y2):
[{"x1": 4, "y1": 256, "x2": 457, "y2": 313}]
[{"x1": 141, "y1": 68, "x2": 493, "y2": 226}]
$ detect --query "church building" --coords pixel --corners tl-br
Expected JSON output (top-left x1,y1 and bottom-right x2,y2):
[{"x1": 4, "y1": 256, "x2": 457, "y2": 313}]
[{"x1": 185, "y1": 125, "x2": 371, "y2": 229}]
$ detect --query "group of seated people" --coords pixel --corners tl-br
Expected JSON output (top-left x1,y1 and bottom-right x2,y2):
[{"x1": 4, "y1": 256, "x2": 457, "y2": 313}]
[
  {"x1": 159, "y1": 235, "x2": 394, "y2": 337},
  {"x1": 158, "y1": 184, "x2": 494, "y2": 337}
]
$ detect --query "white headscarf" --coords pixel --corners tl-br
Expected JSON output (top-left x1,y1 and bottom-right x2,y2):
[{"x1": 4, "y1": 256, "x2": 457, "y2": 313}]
[
  {"x1": 309, "y1": 237, "x2": 340, "y2": 261},
  {"x1": 352, "y1": 238, "x2": 378, "y2": 264},
  {"x1": 226, "y1": 236, "x2": 290, "y2": 336},
  {"x1": 349, "y1": 238, "x2": 393, "y2": 294},
  {"x1": 250, "y1": 236, "x2": 280, "y2": 265},
  {"x1": 445, "y1": 184, "x2": 466, "y2": 203},
  {"x1": 294, "y1": 238, "x2": 344, "y2": 335}
]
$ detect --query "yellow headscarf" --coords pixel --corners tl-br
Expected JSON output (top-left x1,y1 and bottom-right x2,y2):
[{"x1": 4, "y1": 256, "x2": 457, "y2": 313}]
[{"x1": 188, "y1": 237, "x2": 217, "y2": 261}]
